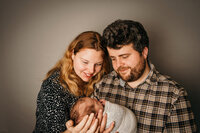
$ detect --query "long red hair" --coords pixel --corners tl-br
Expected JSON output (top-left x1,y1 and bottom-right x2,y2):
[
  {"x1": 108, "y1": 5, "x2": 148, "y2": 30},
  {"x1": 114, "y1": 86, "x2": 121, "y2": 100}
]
[{"x1": 45, "y1": 31, "x2": 110, "y2": 96}]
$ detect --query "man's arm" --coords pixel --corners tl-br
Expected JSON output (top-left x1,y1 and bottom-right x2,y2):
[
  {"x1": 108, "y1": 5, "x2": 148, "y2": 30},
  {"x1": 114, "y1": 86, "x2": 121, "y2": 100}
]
[{"x1": 165, "y1": 90, "x2": 197, "y2": 132}]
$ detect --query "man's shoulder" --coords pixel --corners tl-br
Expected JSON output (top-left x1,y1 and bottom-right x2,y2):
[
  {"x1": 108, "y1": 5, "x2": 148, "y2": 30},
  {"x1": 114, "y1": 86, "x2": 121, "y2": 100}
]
[
  {"x1": 155, "y1": 71, "x2": 182, "y2": 86},
  {"x1": 153, "y1": 69, "x2": 185, "y2": 96},
  {"x1": 148, "y1": 63, "x2": 181, "y2": 89}
]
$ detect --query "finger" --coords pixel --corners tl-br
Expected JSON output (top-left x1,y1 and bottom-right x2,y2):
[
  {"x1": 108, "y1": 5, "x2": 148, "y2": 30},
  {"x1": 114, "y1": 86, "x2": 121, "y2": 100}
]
[
  {"x1": 100, "y1": 113, "x2": 107, "y2": 133},
  {"x1": 87, "y1": 119, "x2": 98, "y2": 133},
  {"x1": 75, "y1": 115, "x2": 89, "y2": 130},
  {"x1": 95, "y1": 126, "x2": 100, "y2": 133},
  {"x1": 103, "y1": 122, "x2": 115, "y2": 133},
  {"x1": 66, "y1": 120, "x2": 74, "y2": 129},
  {"x1": 81, "y1": 113, "x2": 95, "y2": 132},
  {"x1": 90, "y1": 116, "x2": 97, "y2": 126},
  {"x1": 94, "y1": 125, "x2": 100, "y2": 133},
  {"x1": 97, "y1": 109, "x2": 103, "y2": 125}
]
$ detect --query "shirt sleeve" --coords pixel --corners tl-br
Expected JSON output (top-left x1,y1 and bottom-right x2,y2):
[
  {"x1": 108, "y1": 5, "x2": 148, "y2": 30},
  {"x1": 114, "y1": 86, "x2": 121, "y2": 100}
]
[
  {"x1": 91, "y1": 84, "x2": 99, "y2": 99},
  {"x1": 34, "y1": 81, "x2": 68, "y2": 133},
  {"x1": 164, "y1": 89, "x2": 197, "y2": 132}
]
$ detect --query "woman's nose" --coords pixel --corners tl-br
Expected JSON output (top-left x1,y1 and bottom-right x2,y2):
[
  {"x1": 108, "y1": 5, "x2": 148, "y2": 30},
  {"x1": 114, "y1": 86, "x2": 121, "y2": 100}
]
[{"x1": 88, "y1": 64, "x2": 95, "y2": 74}]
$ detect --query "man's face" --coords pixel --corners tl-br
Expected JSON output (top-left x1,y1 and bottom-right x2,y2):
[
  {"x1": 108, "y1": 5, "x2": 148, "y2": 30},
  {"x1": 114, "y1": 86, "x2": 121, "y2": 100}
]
[{"x1": 107, "y1": 43, "x2": 147, "y2": 82}]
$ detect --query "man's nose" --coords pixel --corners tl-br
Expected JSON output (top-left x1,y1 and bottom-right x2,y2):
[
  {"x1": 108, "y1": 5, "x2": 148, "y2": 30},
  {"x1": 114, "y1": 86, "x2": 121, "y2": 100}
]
[{"x1": 116, "y1": 59, "x2": 123, "y2": 69}]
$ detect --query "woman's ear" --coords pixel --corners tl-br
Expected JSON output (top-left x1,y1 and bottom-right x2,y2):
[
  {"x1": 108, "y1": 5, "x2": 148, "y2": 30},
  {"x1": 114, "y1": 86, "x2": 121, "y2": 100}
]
[{"x1": 142, "y1": 47, "x2": 148, "y2": 59}]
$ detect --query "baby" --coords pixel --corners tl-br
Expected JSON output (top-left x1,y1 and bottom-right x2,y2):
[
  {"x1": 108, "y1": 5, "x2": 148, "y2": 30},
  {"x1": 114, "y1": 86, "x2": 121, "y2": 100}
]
[{"x1": 70, "y1": 97, "x2": 137, "y2": 133}]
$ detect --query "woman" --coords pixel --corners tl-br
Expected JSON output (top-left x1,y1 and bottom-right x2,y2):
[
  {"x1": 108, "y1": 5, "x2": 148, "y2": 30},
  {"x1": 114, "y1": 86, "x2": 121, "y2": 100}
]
[{"x1": 33, "y1": 31, "x2": 113, "y2": 133}]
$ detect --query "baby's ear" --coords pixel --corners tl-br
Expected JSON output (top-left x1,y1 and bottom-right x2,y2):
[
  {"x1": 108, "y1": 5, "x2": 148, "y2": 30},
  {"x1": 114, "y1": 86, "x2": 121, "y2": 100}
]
[{"x1": 100, "y1": 99, "x2": 106, "y2": 105}]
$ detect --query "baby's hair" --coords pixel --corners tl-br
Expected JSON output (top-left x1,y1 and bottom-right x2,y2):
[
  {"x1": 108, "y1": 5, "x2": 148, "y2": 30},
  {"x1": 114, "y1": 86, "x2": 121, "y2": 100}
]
[
  {"x1": 70, "y1": 97, "x2": 98, "y2": 125},
  {"x1": 70, "y1": 98, "x2": 86, "y2": 125}
]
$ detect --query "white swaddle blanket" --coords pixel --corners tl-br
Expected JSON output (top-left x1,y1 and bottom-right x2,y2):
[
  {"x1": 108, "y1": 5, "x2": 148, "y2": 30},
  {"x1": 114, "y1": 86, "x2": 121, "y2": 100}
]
[{"x1": 103, "y1": 101, "x2": 137, "y2": 133}]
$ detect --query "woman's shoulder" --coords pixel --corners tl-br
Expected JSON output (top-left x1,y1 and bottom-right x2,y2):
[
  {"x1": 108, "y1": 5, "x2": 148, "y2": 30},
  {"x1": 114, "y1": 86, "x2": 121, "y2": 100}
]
[
  {"x1": 41, "y1": 71, "x2": 63, "y2": 91},
  {"x1": 43, "y1": 70, "x2": 60, "y2": 85},
  {"x1": 39, "y1": 70, "x2": 78, "y2": 103},
  {"x1": 37, "y1": 72, "x2": 63, "y2": 100}
]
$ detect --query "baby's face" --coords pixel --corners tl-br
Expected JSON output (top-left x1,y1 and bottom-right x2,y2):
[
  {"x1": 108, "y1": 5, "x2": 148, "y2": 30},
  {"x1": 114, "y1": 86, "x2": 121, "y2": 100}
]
[{"x1": 79, "y1": 97, "x2": 104, "y2": 118}]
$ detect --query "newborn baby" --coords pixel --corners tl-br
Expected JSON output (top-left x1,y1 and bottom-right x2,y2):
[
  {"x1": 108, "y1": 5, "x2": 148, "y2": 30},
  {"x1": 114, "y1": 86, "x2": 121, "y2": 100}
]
[{"x1": 70, "y1": 97, "x2": 137, "y2": 133}]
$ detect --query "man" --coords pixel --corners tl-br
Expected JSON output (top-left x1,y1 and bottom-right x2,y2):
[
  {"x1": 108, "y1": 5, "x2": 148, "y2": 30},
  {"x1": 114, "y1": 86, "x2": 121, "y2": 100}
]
[{"x1": 93, "y1": 20, "x2": 197, "y2": 132}]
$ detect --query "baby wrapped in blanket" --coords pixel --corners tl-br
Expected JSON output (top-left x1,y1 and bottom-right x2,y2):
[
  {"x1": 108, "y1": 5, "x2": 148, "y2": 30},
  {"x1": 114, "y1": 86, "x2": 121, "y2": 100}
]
[{"x1": 70, "y1": 97, "x2": 137, "y2": 133}]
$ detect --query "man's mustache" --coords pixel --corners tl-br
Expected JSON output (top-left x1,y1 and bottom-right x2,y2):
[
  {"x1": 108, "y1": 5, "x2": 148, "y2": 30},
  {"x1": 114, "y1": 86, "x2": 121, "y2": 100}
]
[{"x1": 117, "y1": 66, "x2": 130, "y2": 72}]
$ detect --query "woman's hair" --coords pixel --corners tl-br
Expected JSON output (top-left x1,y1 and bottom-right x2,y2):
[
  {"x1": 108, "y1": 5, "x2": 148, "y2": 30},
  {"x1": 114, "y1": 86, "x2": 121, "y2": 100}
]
[{"x1": 45, "y1": 31, "x2": 110, "y2": 96}]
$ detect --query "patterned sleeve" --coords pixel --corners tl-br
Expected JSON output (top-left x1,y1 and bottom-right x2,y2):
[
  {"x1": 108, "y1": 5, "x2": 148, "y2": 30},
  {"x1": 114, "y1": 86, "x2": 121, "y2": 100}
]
[
  {"x1": 165, "y1": 89, "x2": 197, "y2": 132},
  {"x1": 34, "y1": 81, "x2": 68, "y2": 133}
]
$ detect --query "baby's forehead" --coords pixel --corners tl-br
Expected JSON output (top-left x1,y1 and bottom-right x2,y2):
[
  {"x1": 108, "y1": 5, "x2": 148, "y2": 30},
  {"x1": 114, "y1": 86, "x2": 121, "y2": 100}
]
[
  {"x1": 77, "y1": 98, "x2": 94, "y2": 114},
  {"x1": 77, "y1": 97, "x2": 94, "y2": 108}
]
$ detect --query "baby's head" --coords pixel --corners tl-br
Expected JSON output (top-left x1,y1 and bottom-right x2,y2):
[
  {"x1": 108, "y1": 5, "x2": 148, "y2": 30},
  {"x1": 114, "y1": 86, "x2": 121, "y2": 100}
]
[{"x1": 70, "y1": 97, "x2": 104, "y2": 125}]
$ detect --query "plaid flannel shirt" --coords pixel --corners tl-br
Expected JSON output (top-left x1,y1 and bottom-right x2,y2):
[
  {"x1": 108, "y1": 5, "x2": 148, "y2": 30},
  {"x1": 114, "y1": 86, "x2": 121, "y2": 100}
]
[{"x1": 93, "y1": 63, "x2": 197, "y2": 132}]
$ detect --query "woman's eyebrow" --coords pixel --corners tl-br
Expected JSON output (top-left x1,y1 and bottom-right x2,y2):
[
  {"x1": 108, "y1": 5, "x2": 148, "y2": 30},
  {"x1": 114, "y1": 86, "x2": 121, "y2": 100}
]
[
  {"x1": 80, "y1": 57, "x2": 88, "y2": 61},
  {"x1": 81, "y1": 58, "x2": 103, "y2": 64}
]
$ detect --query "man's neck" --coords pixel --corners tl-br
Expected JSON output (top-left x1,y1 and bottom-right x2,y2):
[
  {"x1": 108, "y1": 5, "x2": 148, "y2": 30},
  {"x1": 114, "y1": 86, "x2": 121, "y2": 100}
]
[{"x1": 127, "y1": 62, "x2": 150, "y2": 88}]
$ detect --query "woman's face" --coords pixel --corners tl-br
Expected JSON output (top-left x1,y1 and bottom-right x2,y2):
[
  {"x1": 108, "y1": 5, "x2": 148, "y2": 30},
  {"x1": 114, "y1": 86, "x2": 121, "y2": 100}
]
[{"x1": 72, "y1": 48, "x2": 104, "y2": 82}]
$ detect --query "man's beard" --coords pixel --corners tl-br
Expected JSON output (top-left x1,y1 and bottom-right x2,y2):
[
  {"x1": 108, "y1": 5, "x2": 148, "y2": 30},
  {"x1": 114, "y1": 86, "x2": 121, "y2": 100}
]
[{"x1": 117, "y1": 57, "x2": 146, "y2": 82}]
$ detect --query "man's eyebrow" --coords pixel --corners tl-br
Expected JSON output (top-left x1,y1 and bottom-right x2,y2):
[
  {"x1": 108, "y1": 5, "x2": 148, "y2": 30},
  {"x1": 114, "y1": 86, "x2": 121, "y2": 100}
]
[
  {"x1": 119, "y1": 53, "x2": 130, "y2": 56},
  {"x1": 110, "y1": 53, "x2": 130, "y2": 58}
]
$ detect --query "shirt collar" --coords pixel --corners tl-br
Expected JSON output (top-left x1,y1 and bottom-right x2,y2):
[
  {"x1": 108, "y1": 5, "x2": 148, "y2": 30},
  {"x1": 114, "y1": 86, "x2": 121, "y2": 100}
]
[
  {"x1": 145, "y1": 63, "x2": 158, "y2": 85},
  {"x1": 119, "y1": 78, "x2": 126, "y2": 87}
]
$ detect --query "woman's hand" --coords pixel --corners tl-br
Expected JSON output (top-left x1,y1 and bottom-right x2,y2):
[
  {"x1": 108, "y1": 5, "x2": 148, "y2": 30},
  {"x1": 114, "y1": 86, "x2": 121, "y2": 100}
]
[
  {"x1": 64, "y1": 109, "x2": 115, "y2": 133},
  {"x1": 65, "y1": 113, "x2": 99, "y2": 133},
  {"x1": 97, "y1": 109, "x2": 115, "y2": 133}
]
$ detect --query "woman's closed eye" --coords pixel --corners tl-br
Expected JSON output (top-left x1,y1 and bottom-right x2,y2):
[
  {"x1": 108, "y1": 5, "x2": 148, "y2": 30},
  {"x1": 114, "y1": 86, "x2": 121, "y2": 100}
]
[
  {"x1": 83, "y1": 61, "x2": 88, "y2": 64},
  {"x1": 95, "y1": 63, "x2": 102, "y2": 66},
  {"x1": 81, "y1": 59, "x2": 89, "y2": 64}
]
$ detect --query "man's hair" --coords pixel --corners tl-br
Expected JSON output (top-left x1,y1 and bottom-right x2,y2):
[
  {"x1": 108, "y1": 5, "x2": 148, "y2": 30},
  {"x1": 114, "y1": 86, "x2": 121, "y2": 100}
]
[{"x1": 102, "y1": 19, "x2": 149, "y2": 54}]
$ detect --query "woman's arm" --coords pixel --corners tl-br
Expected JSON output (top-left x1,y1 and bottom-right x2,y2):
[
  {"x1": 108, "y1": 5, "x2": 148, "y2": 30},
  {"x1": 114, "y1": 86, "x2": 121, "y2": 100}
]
[{"x1": 34, "y1": 81, "x2": 69, "y2": 133}]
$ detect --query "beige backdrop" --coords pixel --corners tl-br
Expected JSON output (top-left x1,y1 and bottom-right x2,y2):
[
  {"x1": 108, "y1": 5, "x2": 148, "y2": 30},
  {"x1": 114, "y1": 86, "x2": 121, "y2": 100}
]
[{"x1": 0, "y1": 0, "x2": 200, "y2": 132}]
